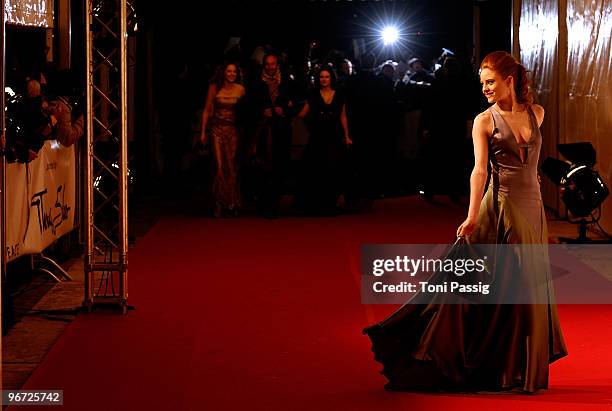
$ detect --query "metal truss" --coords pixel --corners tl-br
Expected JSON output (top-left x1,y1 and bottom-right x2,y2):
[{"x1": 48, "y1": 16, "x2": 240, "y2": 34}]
[
  {"x1": 84, "y1": 0, "x2": 131, "y2": 313},
  {"x1": 0, "y1": 0, "x2": 6, "y2": 390}
]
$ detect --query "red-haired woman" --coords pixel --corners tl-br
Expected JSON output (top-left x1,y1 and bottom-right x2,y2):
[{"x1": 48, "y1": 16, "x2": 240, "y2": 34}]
[
  {"x1": 364, "y1": 51, "x2": 567, "y2": 393},
  {"x1": 201, "y1": 62, "x2": 245, "y2": 217}
]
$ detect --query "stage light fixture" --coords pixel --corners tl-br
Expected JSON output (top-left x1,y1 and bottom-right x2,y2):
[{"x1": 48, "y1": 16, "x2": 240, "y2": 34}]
[
  {"x1": 542, "y1": 142, "x2": 610, "y2": 243},
  {"x1": 381, "y1": 26, "x2": 399, "y2": 46}
]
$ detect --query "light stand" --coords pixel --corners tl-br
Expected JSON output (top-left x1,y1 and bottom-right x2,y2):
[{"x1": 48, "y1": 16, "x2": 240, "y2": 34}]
[{"x1": 558, "y1": 206, "x2": 612, "y2": 244}]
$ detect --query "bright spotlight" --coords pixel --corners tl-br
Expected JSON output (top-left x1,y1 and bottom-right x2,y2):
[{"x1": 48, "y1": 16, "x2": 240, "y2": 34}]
[{"x1": 381, "y1": 26, "x2": 399, "y2": 46}]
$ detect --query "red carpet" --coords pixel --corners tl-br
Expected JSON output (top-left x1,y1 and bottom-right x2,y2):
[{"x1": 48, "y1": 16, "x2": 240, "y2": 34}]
[{"x1": 12, "y1": 197, "x2": 612, "y2": 410}]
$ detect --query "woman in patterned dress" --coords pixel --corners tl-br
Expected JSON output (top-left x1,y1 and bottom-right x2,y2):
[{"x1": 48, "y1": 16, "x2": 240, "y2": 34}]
[{"x1": 201, "y1": 62, "x2": 245, "y2": 217}]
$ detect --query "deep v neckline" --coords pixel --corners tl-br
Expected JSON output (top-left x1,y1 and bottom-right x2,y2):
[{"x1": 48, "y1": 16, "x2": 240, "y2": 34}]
[
  {"x1": 320, "y1": 90, "x2": 335, "y2": 105},
  {"x1": 492, "y1": 106, "x2": 535, "y2": 147}
]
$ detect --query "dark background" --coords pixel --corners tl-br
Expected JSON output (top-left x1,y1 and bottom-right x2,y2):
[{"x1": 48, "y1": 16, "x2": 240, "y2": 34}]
[
  {"x1": 3, "y1": 0, "x2": 512, "y2": 189},
  {"x1": 5, "y1": 0, "x2": 512, "y2": 111},
  {"x1": 138, "y1": 0, "x2": 511, "y2": 72}
]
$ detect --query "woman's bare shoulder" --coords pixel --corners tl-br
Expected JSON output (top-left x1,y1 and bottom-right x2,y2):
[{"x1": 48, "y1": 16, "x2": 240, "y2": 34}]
[
  {"x1": 530, "y1": 104, "x2": 545, "y2": 126},
  {"x1": 474, "y1": 108, "x2": 493, "y2": 128},
  {"x1": 232, "y1": 83, "x2": 246, "y2": 98}
]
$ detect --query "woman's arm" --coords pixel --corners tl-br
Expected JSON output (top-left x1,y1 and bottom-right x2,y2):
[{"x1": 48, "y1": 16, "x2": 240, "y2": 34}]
[
  {"x1": 297, "y1": 101, "x2": 310, "y2": 119},
  {"x1": 457, "y1": 111, "x2": 491, "y2": 237},
  {"x1": 531, "y1": 103, "x2": 545, "y2": 127},
  {"x1": 340, "y1": 103, "x2": 352, "y2": 145},
  {"x1": 200, "y1": 84, "x2": 216, "y2": 144}
]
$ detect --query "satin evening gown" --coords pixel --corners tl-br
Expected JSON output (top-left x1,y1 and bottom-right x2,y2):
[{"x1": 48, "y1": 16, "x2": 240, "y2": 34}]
[{"x1": 363, "y1": 107, "x2": 568, "y2": 393}]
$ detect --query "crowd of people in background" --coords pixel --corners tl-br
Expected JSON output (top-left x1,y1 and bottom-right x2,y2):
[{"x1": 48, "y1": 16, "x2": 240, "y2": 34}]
[
  {"x1": 2, "y1": 66, "x2": 85, "y2": 163},
  {"x1": 1, "y1": 38, "x2": 487, "y2": 220},
  {"x1": 3, "y1": 42, "x2": 485, "y2": 220},
  {"x1": 178, "y1": 42, "x2": 484, "y2": 218}
]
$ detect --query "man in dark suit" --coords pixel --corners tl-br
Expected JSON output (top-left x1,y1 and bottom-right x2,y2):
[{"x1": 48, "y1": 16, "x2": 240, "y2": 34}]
[{"x1": 247, "y1": 52, "x2": 299, "y2": 218}]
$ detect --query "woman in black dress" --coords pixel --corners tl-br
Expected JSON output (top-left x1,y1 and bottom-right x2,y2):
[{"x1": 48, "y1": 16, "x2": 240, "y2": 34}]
[{"x1": 298, "y1": 66, "x2": 352, "y2": 215}]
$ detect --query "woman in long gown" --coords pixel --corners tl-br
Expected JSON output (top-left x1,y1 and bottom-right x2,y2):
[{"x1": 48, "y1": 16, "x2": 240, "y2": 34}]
[
  {"x1": 363, "y1": 51, "x2": 567, "y2": 393},
  {"x1": 298, "y1": 66, "x2": 352, "y2": 215},
  {"x1": 201, "y1": 62, "x2": 245, "y2": 217}
]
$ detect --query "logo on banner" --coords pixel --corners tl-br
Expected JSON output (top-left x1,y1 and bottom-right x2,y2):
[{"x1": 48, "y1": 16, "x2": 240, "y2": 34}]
[
  {"x1": 31, "y1": 184, "x2": 72, "y2": 236},
  {"x1": 7, "y1": 243, "x2": 21, "y2": 261}
]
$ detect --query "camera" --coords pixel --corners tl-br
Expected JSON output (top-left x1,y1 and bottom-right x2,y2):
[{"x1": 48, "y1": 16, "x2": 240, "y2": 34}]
[{"x1": 3, "y1": 89, "x2": 54, "y2": 163}]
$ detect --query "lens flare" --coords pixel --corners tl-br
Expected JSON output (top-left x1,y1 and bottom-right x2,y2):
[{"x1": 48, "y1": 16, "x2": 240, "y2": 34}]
[{"x1": 381, "y1": 26, "x2": 399, "y2": 46}]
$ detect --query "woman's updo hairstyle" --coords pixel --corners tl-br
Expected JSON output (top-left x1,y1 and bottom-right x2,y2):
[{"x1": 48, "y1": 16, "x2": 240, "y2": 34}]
[{"x1": 480, "y1": 51, "x2": 533, "y2": 104}]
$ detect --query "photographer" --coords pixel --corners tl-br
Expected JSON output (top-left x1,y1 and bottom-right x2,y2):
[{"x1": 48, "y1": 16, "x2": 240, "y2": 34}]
[
  {"x1": 3, "y1": 70, "x2": 84, "y2": 163},
  {"x1": 4, "y1": 79, "x2": 55, "y2": 163},
  {"x1": 45, "y1": 69, "x2": 85, "y2": 148},
  {"x1": 46, "y1": 95, "x2": 84, "y2": 147}
]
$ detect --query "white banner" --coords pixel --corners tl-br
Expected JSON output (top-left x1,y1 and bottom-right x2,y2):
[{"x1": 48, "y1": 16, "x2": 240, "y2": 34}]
[
  {"x1": 5, "y1": 0, "x2": 54, "y2": 28},
  {"x1": 6, "y1": 140, "x2": 76, "y2": 262}
]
